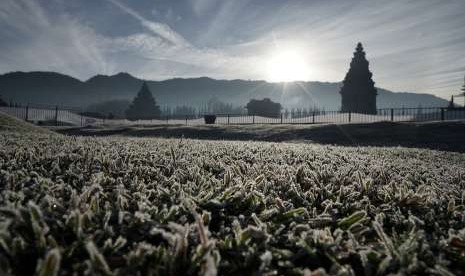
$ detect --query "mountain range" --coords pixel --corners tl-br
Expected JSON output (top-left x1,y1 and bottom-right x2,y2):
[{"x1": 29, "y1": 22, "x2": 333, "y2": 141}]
[{"x1": 0, "y1": 71, "x2": 449, "y2": 110}]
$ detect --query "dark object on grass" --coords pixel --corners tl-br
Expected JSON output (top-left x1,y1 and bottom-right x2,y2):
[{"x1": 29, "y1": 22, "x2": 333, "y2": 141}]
[{"x1": 204, "y1": 114, "x2": 216, "y2": 124}]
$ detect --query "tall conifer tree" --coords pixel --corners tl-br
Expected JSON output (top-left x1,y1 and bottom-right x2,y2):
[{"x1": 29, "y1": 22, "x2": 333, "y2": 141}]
[{"x1": 340, "y1": 43, "x2": 377, "y2": 114}]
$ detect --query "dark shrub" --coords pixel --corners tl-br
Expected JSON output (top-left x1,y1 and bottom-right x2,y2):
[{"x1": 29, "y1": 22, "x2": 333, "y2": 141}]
[
  {"x1": 246, "y1": 98, "x2": 281, "y2": 118},
  {"x1": 204, "y1": 114, "x2": 216, "y2": 124}
]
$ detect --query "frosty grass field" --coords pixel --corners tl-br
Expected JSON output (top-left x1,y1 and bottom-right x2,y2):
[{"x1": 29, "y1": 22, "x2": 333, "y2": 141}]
[{"x1": 1, "y1": 119, "x2": 465, "y2": 275}]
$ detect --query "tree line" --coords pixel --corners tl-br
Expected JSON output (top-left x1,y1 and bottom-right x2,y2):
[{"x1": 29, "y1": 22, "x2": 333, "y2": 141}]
[
  {"x1": 121, "y1": 82, "x2": 325, "y2": 120},
  {"x1": 0, "y1": 84, "x2": 324, "y2": 121}
]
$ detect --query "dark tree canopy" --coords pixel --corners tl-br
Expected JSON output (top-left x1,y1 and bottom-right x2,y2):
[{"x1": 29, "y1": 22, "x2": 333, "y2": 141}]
[
  {"x1": 340, "y1": 42, "x2": 377, "y2": 114},
  {"x1": 125, "y1": 82, "x2": 161, "y2": 120},
  {"x1": 246, "y1": 98, "x2": 282, "y2": 118}
]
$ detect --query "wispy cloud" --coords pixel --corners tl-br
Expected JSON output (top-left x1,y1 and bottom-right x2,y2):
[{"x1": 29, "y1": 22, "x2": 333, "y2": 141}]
[
  {"x1": 188, "y1": 0, "x2": 218, "y2": 17},
  {"x1": 105, "y1": 0, "x2": 188, "y2": 47},
  {"x1": 0, "y1": 0, "x2": 111, "y2": 78},
  {"x1": 102, "y1": 0, "x2": 262, "y2": 80},
  {"x1": 0, "y1": 0, "x2": 259, "y2": 81},
  {"x1": 0, "y1": 0, "x2": 464, "y2": 99}
]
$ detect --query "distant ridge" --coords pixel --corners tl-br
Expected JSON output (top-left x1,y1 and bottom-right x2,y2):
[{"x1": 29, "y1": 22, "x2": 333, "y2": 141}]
[{"x1": 0, "y1": 71, "x2": 449, "y2": 109}]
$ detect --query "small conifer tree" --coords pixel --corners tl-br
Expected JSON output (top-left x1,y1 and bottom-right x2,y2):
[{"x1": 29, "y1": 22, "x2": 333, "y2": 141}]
[{"x1": 125, "y1": 82, "x2": 161, "y2": 120}]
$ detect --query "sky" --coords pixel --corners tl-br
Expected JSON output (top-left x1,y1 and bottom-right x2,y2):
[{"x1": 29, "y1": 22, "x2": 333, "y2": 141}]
[{"x1": 1, "y1": 0, "x2": 465, "y2": 99}]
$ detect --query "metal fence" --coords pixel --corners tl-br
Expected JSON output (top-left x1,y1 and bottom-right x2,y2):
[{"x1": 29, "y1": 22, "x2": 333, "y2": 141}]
[
  {"x1": 0, "y1": 104, "x2": 85, "y2": 126},
  {"x1": 1, "y1": 104, "x2": 465, "y2": 126}
]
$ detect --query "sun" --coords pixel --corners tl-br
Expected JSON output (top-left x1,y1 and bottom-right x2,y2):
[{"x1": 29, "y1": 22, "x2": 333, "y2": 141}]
[{"x1": 266, "y1": 49, "x2": 311, "y2": 82}]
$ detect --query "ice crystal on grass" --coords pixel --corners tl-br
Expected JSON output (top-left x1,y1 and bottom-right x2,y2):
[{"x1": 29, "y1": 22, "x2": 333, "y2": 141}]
[{"x1": 0, "y1": 131, "x2": 465, "y2": 275}]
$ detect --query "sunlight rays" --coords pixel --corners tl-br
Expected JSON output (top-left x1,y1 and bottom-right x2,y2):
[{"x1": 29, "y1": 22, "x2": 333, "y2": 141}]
[{"x1": 266, "y1": 49, "x2": 311, "y2": 82}]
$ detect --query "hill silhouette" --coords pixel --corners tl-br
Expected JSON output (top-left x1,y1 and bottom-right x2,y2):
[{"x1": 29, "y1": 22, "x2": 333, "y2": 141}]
[{"x1": 0, "y1": 71, "x2": 448, "y2": 110}]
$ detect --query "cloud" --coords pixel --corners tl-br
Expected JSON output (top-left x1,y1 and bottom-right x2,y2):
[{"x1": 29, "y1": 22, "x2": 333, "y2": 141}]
[
  {"x1": 105, "y1": 0, "x2": 188, "y2": 47},
  {"x1": 105, "y1": 32, "x2": 262, "y2": 80},
  {"x1": 102, "y1": 0, "x2": 263, "y2": 80},
  {"x1": 0, "y1": 0, "x2": 111, "y2": 79},
  {"x1": 0, "y1": 0, "x2": 259, "y2": 81},
  {"x1": 189, "y1": 0, "x2": 218, "y2": 17},
  {"x1": 1, "y1": 0, "x2": 464, "y2": 99},
  {"x1": 228, "y1": 0, "x2": 465, "y2": 98}
]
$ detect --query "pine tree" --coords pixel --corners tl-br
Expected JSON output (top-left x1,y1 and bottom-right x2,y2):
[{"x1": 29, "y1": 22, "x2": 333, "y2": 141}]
[
  {"x1": 125, "y1": 82, "x2": 161, "y2": 120},
  {"x1": 340, "y1": 42, "x2": 377, "y2": 114}
]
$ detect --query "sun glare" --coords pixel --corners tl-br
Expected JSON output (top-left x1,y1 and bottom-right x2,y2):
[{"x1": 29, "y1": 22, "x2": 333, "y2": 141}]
[{"x1": 266, "y1": 49, "x2": 311, "y2": 82}]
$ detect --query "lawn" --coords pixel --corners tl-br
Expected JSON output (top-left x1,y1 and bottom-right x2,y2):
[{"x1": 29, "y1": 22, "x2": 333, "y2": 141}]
[
  {"x1": 56, "y1": 120, "x2": 465, "y2": 153},
  {"x1": 1, "y1": 122, "x2": 465, "y2": 275}
]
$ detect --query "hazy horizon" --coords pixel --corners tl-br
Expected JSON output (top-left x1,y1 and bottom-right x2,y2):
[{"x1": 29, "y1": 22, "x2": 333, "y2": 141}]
[{"x1": 1, "y1": 0, "x2": 465, "y2": 100}]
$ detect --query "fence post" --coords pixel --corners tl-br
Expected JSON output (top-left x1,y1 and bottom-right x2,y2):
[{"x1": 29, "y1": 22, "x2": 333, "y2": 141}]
[
  {"x1": 312, "y1": 112, "x2": 315, "y2": 124},
  {"x1": 55, "y1": 106, "x2": 58, "y2": 126},
  {"x1": 25, "y1": 105, "x2": 29, "y2": 121},
  {"x1": 440, "y1": 108, "x2": 445, "y2": 121},
  {"x1": 227, "y1": 114, "x2": 230, "y2": 125},
  {"x1": 348, "y1": 111, "x2": 351, "y2": 123},
  {"x1": 185, "y1": 115, "x2": 188, "y2": 125},
  {"x1": 390, "y1": 109, "x2": 394, "y2": 121},
  {"x1": 280, "y1": 113, "x2": 283, "y2": 124},
  {"x1": 252, "y1": 114, "x2": 255, "y2": 124}
]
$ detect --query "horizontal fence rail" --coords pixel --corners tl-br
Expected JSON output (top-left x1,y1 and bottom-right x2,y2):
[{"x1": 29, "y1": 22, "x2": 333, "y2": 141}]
[{"x1": 1, "y1": 104, "x2": 465, "y2": 127}]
